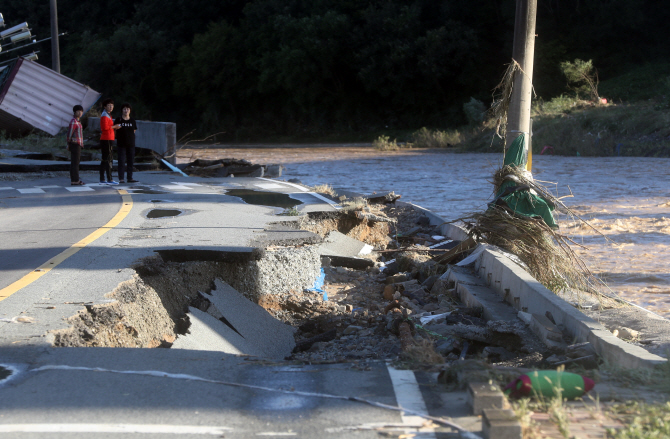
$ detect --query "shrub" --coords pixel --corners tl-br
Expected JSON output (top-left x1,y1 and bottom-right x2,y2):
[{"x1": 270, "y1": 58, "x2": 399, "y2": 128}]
[
  {"x1": 463, "y1": 97, "x2": 487, "y2": 125},
  {"x1": 373, "y1": 135, "x2": 400, "y2": 151},
  {"x1": 560, "y1": 59, "x2": 600, "y2": 102},
  {"x1": 533, "y1": 95, "x2": 583, "y2": 115},
  {"x1": 411, "y1": 127, "x2": 461, "y2": 148}
]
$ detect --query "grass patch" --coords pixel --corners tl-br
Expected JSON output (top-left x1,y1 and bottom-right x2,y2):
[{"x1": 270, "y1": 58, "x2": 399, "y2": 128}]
[
  {"x1": 311, "y1": 184, "x2": 336, "y2": 197},
  {"x1": 372, "y1": 135, "x2": 403, "y2": 151},
  {"x1": 279, "y1": 207, "x2": 301, "y2": 216},
  {"x1": 340, "y1": 197, "x2": 367, "y2": 212},
  {"x1": 599, "y1": 62, "x2": 670, "y2": 103},
  {"x1": 410, "y1": 127, "x2": 461, "y2": 148},
  {"x1": 608, "y1": 401, "x2": 670, "y2": 439},
  {"x1": 458, "y1": 98, "x2": 670, "y2": 157},
  {"x1": 601, "y1": 358, "x2": 670, "y2": 391},
  {"x1": 1, "y1": 132, "x2": 65, "y2": 154}
]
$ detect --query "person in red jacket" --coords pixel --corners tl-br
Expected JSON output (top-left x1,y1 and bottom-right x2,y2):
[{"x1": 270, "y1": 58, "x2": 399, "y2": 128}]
[{"x1": 99, "y1": 98, "x2": 121, "y2": 184}]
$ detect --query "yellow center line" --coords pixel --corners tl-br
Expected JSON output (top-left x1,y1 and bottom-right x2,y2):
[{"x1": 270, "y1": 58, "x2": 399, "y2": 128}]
[{"x1": 0, "y1": 189, "x2": 133, "y2": 302}]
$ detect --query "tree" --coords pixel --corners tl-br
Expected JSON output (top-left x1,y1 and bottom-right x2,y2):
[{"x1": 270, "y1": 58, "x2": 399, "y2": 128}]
[{"x1": 560, "y1": 59, "x2": 600, "y2": 102}]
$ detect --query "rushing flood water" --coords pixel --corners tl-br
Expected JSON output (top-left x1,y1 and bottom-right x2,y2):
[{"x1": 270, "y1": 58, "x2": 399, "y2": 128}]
[{"x1": 180, "y1": 146, "x2": 670, "y2": 317}]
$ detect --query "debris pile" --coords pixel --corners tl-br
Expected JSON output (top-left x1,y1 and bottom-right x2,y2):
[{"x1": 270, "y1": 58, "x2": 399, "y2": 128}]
[
  {"x1": 179, "y1": 159, "x2": 282, "y2": 178},
  {"x1": 257, "y1": 199, "x2": 566, "y2": 369}
]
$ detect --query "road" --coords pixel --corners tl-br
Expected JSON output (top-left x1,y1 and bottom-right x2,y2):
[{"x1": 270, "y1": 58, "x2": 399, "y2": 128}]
[
  {"x1": 0, "y1": 181, "x2": 121, "y2": 291},
  {"x1": 0, "y1": 173, "x2": 477, "y2": 438}
]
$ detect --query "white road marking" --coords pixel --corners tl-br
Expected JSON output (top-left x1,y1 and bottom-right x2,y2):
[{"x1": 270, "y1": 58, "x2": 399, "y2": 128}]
[
  {"x1": 256, "y1": 433, "x2": 297, "y2": 436},
  {"x1": 160, "y1": 185, "x2": 194, "y2": 190},
  {"x1": 306, "y1": 191, "x2": 341, "y2": 209},
  {"x1": 17, "y1": 188, "x2": 45, "y2": 194},
  {"x1": 258, "y1": 177, "x2": 310, "y2": 192},
  {"x1": 35, "y1": 185, "x2": 61, "y2": 188},
  {"x1": 0, "y1": 424, "x2": 231, "y2": 435},
  {"x1": 174, "y1": 182, "x2": 202, "y2": 186},
  {"x1": 386, "y1": 365, "x2": 437, "y2": 438},
  {"x1": 65, "y1": 186, "x2": 95, "y2": 192},
  {"x1": 255, "y1": 183, "x2": 285, "y2": 189},
  {"x1": 0, "y1": 187, "x2": 14, "y2": 190}
]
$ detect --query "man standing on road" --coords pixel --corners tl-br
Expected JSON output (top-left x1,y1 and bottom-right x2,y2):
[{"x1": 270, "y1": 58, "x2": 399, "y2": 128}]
[
  {"x1": 66, "y1": 105, "x2": 85, "y2": 186},
  {"x1": 114, "y1": 103, "x2": 138, "y2": 183},
  {"x1": 99, "y1": 99, "x2": 121, "y2": 185}
]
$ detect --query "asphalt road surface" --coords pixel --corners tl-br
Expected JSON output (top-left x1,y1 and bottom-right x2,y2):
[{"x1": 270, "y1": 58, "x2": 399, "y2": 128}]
[{"x1": 0, "y1": 180, "x2": 122, "y2": 291}]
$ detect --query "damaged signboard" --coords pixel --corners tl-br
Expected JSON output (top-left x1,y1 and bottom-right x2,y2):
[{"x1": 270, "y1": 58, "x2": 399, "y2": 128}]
[{"x1": 0, "y1": 58, "x2": 101, "y2": 136}]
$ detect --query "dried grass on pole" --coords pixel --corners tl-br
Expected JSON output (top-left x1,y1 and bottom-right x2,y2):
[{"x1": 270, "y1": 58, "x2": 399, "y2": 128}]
[{"x1": 461, "y1": 163, "x2": 607, "y2": 296}]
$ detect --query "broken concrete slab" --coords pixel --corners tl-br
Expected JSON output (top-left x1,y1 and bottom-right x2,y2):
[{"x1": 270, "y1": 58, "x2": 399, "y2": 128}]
[
  {"x1": 482, "y1": 409, "x2": 522, "y2": 439},
  {"x1": 467, "y1": 382, "x2": 507, "y2": 415},
  {"x1": 155, "y1": 248, "x2": 263, "y2": 263},
  {"x1": 253, "y1": 223, "x2": 324, "y2": 247},
  {"x1": 530, "y1": 313, "x2": 565, "y2": 348},
  {"x1": 447, "y1": 268, "x2": 519, "y2": 323},
  {"x1": 322, "y1": 255, "x2": 375, "y2": 270},
  {"x1": 438, "y1": 224, "x2": 667, "y2": 369},
  {"x1": 317, "y1": 230, "x2": 374, "y2": 258},
  {"x1": 206, "y1": 279, "x2": 296, "y2": 359},
  {"x1": 171, "y1": 307, "x2": 262, "y2": 356},
  {"x1": 365, "y1": 191, "x2": 401, "y2": 204}
]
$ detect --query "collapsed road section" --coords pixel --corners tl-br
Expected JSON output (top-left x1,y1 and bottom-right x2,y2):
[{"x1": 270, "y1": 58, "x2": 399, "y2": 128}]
[{"x1": 46, "y1": 186, "x2": 669, "y2": 373}]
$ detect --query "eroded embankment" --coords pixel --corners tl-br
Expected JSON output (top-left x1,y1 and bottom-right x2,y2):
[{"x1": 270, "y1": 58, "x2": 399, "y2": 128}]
[
  {"x1": 49, "y1": 205, "x2": 390, "y2": 352},
  {"x1": 51, "y1": 246, "x2": 320, "y2": 349}
]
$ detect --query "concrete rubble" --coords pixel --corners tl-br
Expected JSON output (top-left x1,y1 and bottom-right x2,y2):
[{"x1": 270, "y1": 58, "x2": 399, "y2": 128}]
[{"x1": 2, "y1": 161, "x2": 669, "y2": 437}]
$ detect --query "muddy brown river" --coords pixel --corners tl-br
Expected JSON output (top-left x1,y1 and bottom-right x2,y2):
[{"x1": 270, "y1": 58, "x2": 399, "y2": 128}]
[{"x1": 179, "y1": 145, "x2": 670, "y2": 318}]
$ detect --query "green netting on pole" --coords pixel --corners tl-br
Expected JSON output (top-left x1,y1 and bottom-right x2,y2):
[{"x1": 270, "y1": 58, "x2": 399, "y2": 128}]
[{"x1": 492, "y1": 135, "x2": 558, "y2": 228}]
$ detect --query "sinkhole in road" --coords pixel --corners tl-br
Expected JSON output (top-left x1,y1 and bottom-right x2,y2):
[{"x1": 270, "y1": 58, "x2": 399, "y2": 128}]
[
  {"x1": 147, "y1": 209, "x2": 182, "y2": 219},
  {"x1": 50, "y1": 246, "x2": 321, "y2": 358},
  {"x1": 225, "y1": 189, "x2": 303, "y2": 208},
  {"x1": 48, "y1": 211, "x2": 385, "y2": 358},
  {"x1": 0, "y1": 365, "x2": 12, "y2": 382}
]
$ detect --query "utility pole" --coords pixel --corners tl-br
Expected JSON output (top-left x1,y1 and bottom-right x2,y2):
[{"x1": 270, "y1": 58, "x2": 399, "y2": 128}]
[
  {"x1": 50, "y1": 0, "x2": 60, "y2": 73},
  {"x1": 506, "y1": 0, "x2": 537, "y2": 170}
]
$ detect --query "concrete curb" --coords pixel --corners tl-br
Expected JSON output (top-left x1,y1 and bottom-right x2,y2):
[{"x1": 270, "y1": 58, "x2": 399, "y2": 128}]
[{"x1": 399, "y1": 201, "x2": 667, "y2": 369}]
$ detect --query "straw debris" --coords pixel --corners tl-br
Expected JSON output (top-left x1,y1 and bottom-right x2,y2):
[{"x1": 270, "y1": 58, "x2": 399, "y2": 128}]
[{"x1": 461, "y1": 163, "x2": 606, "y2": 295}]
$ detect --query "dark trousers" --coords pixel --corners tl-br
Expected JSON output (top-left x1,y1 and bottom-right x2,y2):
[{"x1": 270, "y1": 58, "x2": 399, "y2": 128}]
[
  {"x1": 69, "y1": 142, "x2": 81, "y2": 183},
  {"x1": 99, "y1": 140, "x2": 113, "y2": 182},
  {"x1": 117, "y1": 145, "x2": 135, "y2": 181}
]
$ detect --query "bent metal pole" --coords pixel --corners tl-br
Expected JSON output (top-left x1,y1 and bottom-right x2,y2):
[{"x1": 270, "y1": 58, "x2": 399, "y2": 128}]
[{"x1": 506, "y1": 0, "x2": 537, "y2": 171}]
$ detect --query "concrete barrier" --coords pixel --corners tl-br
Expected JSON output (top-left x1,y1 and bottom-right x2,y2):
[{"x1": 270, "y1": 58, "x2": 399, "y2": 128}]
[
  {"x1": 87, "y1": 117, "x2": 177, "y2": 164},
  {"x1": 399, "y1": 201, "x2": 668, "y2": 369}
]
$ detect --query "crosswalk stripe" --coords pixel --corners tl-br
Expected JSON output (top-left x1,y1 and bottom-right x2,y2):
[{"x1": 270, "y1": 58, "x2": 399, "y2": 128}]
[
  {"x1": 160, "y1": 185, "x2": 193, "y2": 190},
  {"x1": 17, "y1": 188, "x2": 45, "y2": 194},
  {"x1": 65, "y1": 186, "x2": 95, "y2": 192}
]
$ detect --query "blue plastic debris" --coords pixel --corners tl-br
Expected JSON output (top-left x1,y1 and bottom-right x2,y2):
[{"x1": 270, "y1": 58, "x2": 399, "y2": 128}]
[{"x1": 304, "y1": 268, "x2": 328, "y2": 301}]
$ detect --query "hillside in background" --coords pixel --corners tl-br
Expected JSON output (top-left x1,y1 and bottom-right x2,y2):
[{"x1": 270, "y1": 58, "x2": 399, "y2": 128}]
[{"x1": 1, "y1": 0, "x2": 669, "y2": 141}]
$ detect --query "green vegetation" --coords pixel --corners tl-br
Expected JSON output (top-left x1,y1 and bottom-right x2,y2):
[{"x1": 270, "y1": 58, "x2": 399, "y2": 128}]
[
  {"x1": 410, "y1": 127, "x2": 460, "y2": 148},
  {"x1": 0, "y1": 132, "x2": 65, "y2": 154},
  {"x1": 2, "y1": 0, "x2": 669, "y2": 143},
  {"x1": 560, "y1": 59, "x2": 601, "y2": 102},
  {"x1": 372, "y1": 135, "x2": 402, "y2": 151},
  {"x1": 279, "y1": 207, "x2": 301, "y2": 216},
  {"x1": 452, "y1": 96, "x2": 670, "y2": 157},
  {"x1": 609, "y1": 402, "x2": 670, "y2": 439}
]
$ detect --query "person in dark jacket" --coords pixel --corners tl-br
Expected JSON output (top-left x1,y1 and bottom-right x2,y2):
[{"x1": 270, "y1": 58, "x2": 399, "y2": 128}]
[{"x1": 114, "y1": 103, "x2": 138, "y2": 183}]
